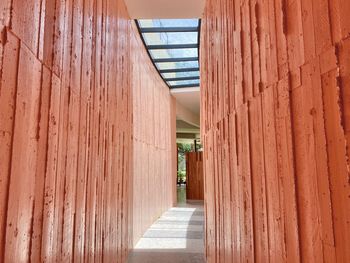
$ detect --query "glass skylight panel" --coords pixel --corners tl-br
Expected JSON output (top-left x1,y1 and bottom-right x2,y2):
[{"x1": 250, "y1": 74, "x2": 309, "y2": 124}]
[
  {"x1": 162, "y1": 71, "x2": 200, "y2": 79},
  {"x1": 156, "y1": 61, "x2": 199, "y2": 70},
  {"x1": 168, "y1": 80, "x2": 200, "y2": 86},
  {"x1": 149, "y1": 48, "x2": 198, "y2": 59},
  {"x1": 137, "y1": 19, "x2": 151, "y2": 28},
  {"x1": 142, "y1": 32, "x2": 198, "y2": 46},
  {"x1": 136, "y1": 19, "x2": 200, "y2": 89}
]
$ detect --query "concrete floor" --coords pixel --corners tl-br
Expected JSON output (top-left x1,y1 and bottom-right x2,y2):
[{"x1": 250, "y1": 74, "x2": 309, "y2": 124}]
[{"x1": 128, "y1": 187, "x2": 205, "y2": 263}]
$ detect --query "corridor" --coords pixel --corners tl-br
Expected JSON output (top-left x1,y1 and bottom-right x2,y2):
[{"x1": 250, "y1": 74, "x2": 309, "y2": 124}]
[
  {"x1": 128, "y1": 202, "x2": 205, "y2": 263},
  {"x1": 1, "y1": 0, "x2": 350, "y2": 262}
]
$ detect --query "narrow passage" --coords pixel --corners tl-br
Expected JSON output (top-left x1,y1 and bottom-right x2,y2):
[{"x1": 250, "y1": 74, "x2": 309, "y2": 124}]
[{"x1": 128, "y1": 202, "x2": 205, "y2": 263}]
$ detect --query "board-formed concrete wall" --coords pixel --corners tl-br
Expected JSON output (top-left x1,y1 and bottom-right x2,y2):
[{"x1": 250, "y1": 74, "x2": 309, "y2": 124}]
[
  {"x1": 131, "y1": 26, "x2": 177, "y2": 246},
  {"x1": 0, "y1": 0, "x2": 132, "y2": 261},
  {"x1": 200, "y1": 0, "x2": 350, "y2": 262},
  {"x1": 0, "y1": 0, "x2": 177, "y2": 261}
]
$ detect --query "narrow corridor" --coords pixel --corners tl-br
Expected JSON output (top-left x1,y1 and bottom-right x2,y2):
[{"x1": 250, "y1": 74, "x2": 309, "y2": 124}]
[
  {"x1": 128, "y1": 201, "x2": 205, "y2": 263},
  {"x1": 2, "y1": 0, "x2": 350, "y2": 262}
]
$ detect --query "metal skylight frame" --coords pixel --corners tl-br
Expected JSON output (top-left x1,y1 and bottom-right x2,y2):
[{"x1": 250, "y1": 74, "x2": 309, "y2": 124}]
[{"x1": 135, "y1": 19, "x2": 201, "y2": 89}]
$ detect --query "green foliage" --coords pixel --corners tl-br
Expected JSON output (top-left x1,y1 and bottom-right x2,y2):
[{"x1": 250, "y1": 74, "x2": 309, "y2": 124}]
[
  {"x1": 177, "y1": 142, "x2": 193, "y2": 183},
  {"x1": 196, "y1": 143, "x2": 203, "y2": 151},
  {"x1": 177, "y1": 143, "x2": 192, "y2": 167},
  {"x1": 177, "y1": 170, "x2": 186, "y2": 178},
  {"x1": 177, "y1": 143, "x2": 192, "y2": 154},
  {"x1": 177, "y1": 170, "x2": 186, "y2": 183}
]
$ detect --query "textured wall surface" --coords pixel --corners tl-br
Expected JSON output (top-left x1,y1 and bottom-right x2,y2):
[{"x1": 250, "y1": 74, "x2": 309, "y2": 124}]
[
  {"x1": 186, "y1": 152, "x2": 204, "y2": 200},
  {"x1": 130, "y1": 27, "x2": 177, "y2": 246},
  {"x1": 201, "y1": 0, "x2": 350, "y2": 262},
  {"x1": 0, "y1": 0, "x2": 132, "y2": 261},
  {"x1": 0, "y1": 0, "x2": 178, "y2": 261}
]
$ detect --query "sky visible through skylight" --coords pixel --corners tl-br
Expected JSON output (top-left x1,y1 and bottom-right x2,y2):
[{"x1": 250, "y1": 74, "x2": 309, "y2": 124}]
[{"x1": 137, "y1": 19, "x2": 200, "y2": 88}]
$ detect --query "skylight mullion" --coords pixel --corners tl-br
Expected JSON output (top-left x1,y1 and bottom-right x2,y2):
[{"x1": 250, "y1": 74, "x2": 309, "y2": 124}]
[
  {"x1": 170, "y1": 83, "x2": 200, "y2": 89},
  {"x1": 153, "y1": 57, "x2": 198, "y2": 63},
  {"x1": 147, "y1": 44, "x2": 198, "y2": 50},
  {"x1": 159, "y1": 67, "x2": 199, "y2": 74},
  {"x1": 140, "y1": 27, "x2": 199, "y2": 33},
  {"x1": 164, "y1": 76, "x2": 200, "y2": 82}
]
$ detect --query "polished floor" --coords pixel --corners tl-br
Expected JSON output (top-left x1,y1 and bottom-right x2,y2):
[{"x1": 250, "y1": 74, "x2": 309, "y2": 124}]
[{"x1": 128, "y1": 186, "x2": 205, "y2": 263}]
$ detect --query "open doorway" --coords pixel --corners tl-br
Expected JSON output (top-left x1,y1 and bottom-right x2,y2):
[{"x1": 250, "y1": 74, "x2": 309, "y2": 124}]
[
  {"x1": 177, "y1": 142, "x2": 192, "y2": 204},
  {"x1": 176, "y1": 140, "x2": 203, "y2": 205}
]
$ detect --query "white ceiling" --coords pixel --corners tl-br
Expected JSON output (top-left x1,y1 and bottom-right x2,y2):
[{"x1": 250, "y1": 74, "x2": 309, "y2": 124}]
[
  {"x1": 176, "y1": 120, "x2": 199, "y2": 130},
  {"x1": 171, "y1": 87, "x2": 200, "y2": 115},
  {"x1": 124, "y1": 0, "x2": 205, "y2": 19}
]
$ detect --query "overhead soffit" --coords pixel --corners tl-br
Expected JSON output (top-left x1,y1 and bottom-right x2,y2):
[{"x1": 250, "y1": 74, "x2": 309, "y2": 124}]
[
  {"x1": 176, "y1": 120, "x2": 199, "y2": 130},
  {"x1": 172, "y1": 88, "x2": 200, "y2": 115},
  {"x1": 124, "y1": 0, "x2": 205, "y2": 19}
]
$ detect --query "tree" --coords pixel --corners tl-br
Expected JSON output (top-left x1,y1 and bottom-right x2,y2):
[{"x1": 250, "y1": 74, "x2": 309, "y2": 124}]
[{"x1": 177, "y1": 142, "x2": 192, "y2": 183}]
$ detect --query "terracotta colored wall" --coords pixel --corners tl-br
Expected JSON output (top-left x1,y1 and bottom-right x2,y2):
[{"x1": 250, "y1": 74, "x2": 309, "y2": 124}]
[
  {"x1": 186, "y1": 152, "x2": 204, "y2": 200},
  {"x1": 171, "y1": 96, "x2": 178, "y2": 206},
  {"x1": 0, "y1": 0, "x2": 175, "y2": 261},
  {"x1": 201, "y1": 0, "x2": 350, "y2": 262},
  {"x1": 130, "y1": 27, "x2": 177, "y2": 246}
]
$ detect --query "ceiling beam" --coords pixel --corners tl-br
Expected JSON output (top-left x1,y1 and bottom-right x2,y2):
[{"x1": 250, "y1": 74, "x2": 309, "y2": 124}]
[
  {"x1": 140, "y1": 27, "x2": 199, "y2": 33},
  {"x1": 159, "y1": 67, "x2": 199, "y2": 73},
  {"x1": 170, "y1": 83, "x2": 200, "y2": 89},
  {"x1": 176, "y1": 101, "x2": 200, "y2": 127},
  {"x1": 165, "y1": 76, "x2": 200, "y2": 82},
  {"x1": 153, "y1": 57, "x2": 198, "y2": 63},
  {"x1": 147, "y1": 43, "x2": 198, "y2": 50},
  {"x1": 176, "y1": 133, "x2": 199, "y2": 139}
]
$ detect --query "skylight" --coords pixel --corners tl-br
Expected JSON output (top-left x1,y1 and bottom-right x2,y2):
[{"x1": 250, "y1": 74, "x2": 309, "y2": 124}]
[{"x1": 136, "y1": 19, "x2": 201, "y2": 89}]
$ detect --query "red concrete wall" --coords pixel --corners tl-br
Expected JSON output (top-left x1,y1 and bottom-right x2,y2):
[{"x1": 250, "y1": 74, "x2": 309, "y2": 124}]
[
  {"x1": 130, "y1": 27, "x2": 177, "y2": 245},
  {"x1": 0, "y1": 0, "x2": 181, "y2": 261},
  {"x1": 170, "y1": 96, "x2": 178, "y2": 206},
  {"x1": 201, "y1": 0, "x2": 350, "y2": 262},
  {"x1": 186, "y1": 152, "x2": 204, "y2": 200}
]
